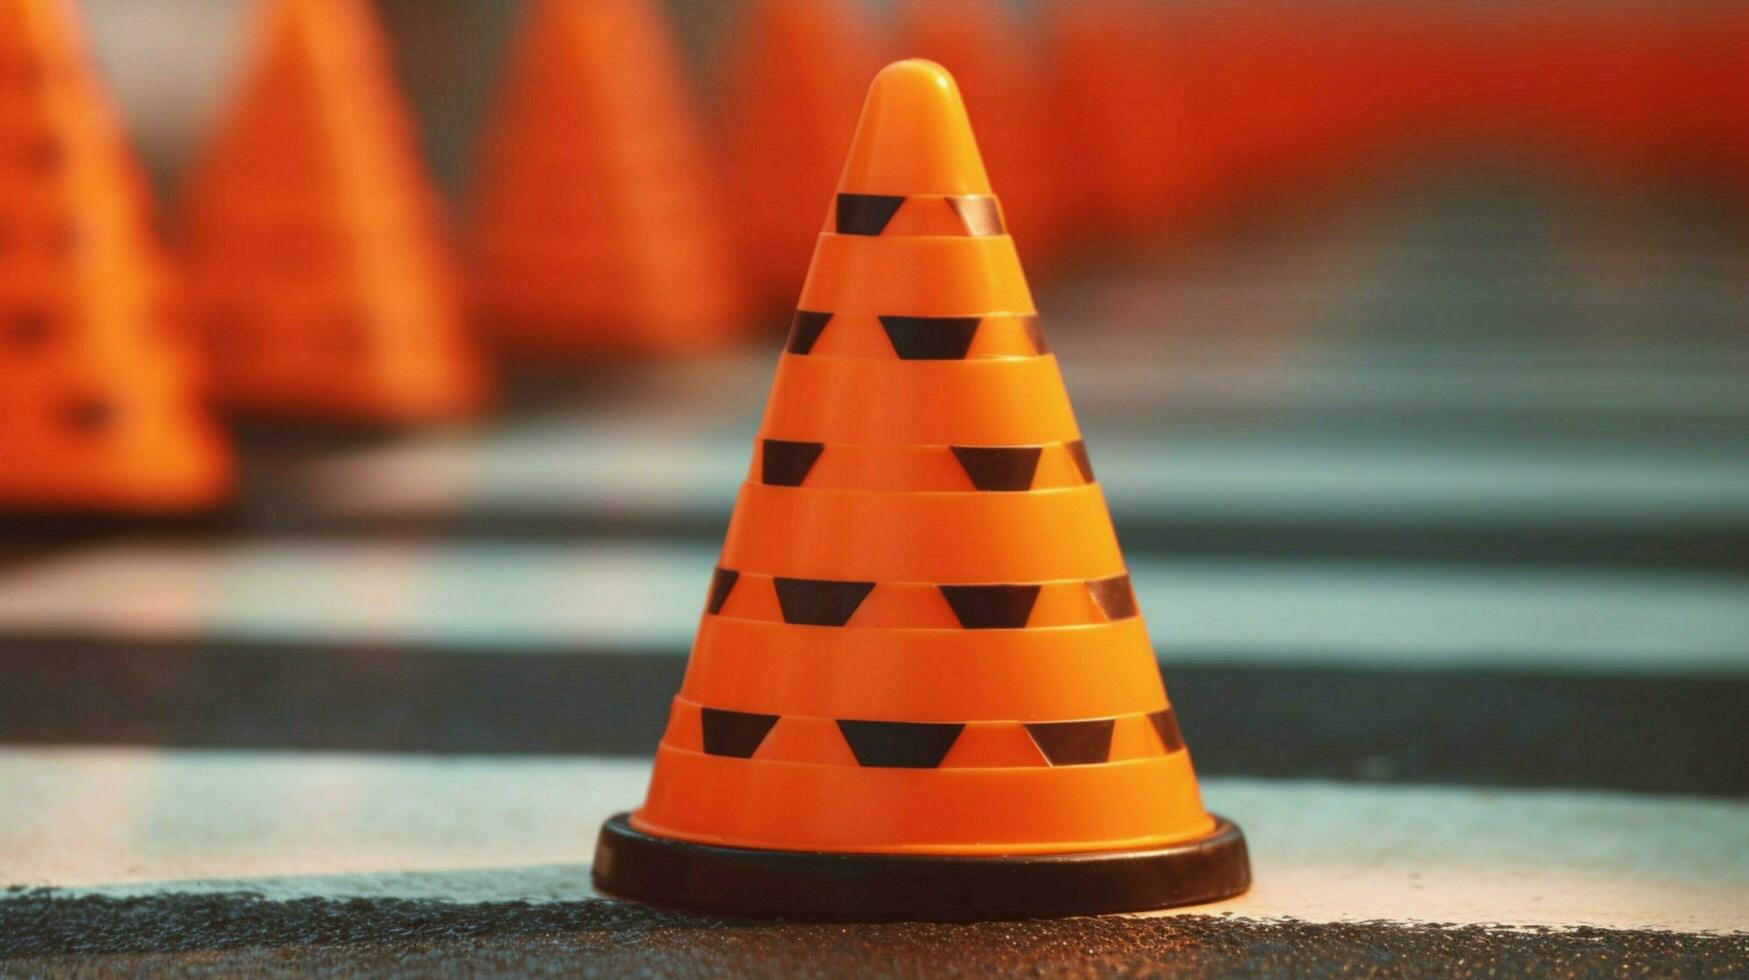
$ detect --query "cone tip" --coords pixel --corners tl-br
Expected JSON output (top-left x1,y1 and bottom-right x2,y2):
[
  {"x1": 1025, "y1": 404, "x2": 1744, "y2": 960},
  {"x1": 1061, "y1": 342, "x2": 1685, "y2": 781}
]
[
  {"x1": 875, "y1": 57, "x2": 958, "y2": 95},
  {"x1": 838, "y1": 58, "x2": 992, "y2": 197}
]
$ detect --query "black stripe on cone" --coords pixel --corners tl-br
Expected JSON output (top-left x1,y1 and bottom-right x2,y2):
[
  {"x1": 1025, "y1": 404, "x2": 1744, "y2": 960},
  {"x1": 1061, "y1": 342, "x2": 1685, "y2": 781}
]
[
  {"x1": 950, "y1": 446, "x2": 1042, "y2": 491},
  {"x1": 947, "y1": 195, "x2": 1005, "y2": 236},
  {"x1": 787, "y1": 311, "x2": 833, "y2": 354},
  {"x1": 1087, "y1": 574, "x2": 1138, "y2": 621},
  {"x1": 836, "y1": 720, "x2": 965, "y2": 768},
  {"x1": 5, "y1": 308, "x2": 54, "y2": 347},
  {"x1": 1020, "y1": 313, "x2": 1050, "y2": 354},
  {"x1": 1024, "y1": 719, "x2": 1116, "y2": 766},
  {"x1": 938, "y1": 584, "x2": 1041, "y2": 629},
  {"x1": 836, "y1": 193, "x2": 906, "y2": 235},
  {"x1": 761, "y1": 439, "x2": 824, "y2": 487},
  {"x1": 773, "y1": 578, "x2": 875, "y2": 626},
  {"x1": 878, "y1": 315, "x2": 982, "y2": 360},
  {"x1": 1149, "y1": 708, "x2": 1186, "y2": 753},
  {"x1": 705, "y1": 568, "x2": 739, "y2": 615},
  {"x1": 1066, "y1": 438, "x2": 1094, "y2": 482},
  {"x1": 64, "y1": 397, "x2": 116, "y2": 433},
  {"x1": 700, "y1": 707, "x2": 780, "y2": 758}
]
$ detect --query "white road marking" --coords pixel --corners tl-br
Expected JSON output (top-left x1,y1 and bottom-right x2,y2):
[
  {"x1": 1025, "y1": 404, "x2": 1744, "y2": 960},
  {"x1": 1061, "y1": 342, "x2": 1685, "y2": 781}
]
[
  {"x1": 1, "y1": 748, "x2": 1743, "y2": 932},
  {"x1": 0, "y1": 542, "x2": 1744, "y2": 673},
  {"x1": 311, "y1": 420, "x2": 1749, "y2": 527}
]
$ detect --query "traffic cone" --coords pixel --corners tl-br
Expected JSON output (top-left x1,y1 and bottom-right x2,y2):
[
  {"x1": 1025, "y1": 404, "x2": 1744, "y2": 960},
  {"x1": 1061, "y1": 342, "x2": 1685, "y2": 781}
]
[
  {"x1": 1043, "y1": 0, "x2": 1205, "y2": 246},
  {"x1": 897, "y1": 0, "x2": 1065, "y2": 271},
  {"x1": 1703, "y1": 9, "x2": 1749, "y2": 186},
  {"x1": 718, "y1": 0, "x2": 885, "y2": 313},
  {"x1": 180, "y1": 0, "x2": 486, "y2": 423},
  {"x1": 594, "y1": 60, "x2": 1250, "y2": 921},
  {"x1": 468, "y1": 0, "x2": 745, "y2": 357},
  {"x1": 0, "y1": 0, "x2": 231, "y2": 512}
]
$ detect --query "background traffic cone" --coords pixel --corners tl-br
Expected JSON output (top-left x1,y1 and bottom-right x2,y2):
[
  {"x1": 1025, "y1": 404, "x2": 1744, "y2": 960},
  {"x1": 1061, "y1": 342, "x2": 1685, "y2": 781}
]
[
  {"x1": 0, "y1": 0, "x2": 230, "y2": 511},
  {"x1": 595, "y1": 60, "x2": 1250, "y2": 921},
  {"x1": 1044, "y1": 0, "x2": 1204, "y2": 248},
  {"x1": 468, "y1": 0, "x2": 745, "y2": 358},
  {"x1": 717, "y1": 0, "x2": 885, "y2": 314},
  {"x1": 180, "y1": 0, "x2": 486, "y2": 423}
]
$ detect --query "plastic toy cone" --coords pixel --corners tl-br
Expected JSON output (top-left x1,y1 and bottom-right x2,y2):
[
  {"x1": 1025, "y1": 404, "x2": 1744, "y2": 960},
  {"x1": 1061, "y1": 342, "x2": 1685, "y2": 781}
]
[
  {"x1": 0, "y1": 0, "x2": 231, "y2": 512},
  {"x1": 897, "y1": 0, "x2": 1065, "y2": 272},
  {"x1": 594, "y1": 61, "x2": 1250, "y2": 921},
  {"x1": 718, "y1": 0, "x2": 885, "y2": 312},
  {"x1": 180, "y1": 0, "x2": 486, "y2": 423},
  {"x1": 467, "y1": 0, "x2": 745, "y2": 357}
]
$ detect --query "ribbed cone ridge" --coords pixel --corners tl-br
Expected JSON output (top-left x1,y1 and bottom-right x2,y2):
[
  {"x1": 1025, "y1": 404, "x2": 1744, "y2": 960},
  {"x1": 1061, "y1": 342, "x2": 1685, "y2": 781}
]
[
  {"x1": 467, "y1": 0, "x2": 744, "y2": 356},
  {"x1": 628, "y1": 61, "x2": 1220, "y2": 856},
  {"x1": 180, "y1": 0, "x2": 486, "y2": 423},
  {"x1": 0, "y1": 0, "x2": 232, "y2": 511}
]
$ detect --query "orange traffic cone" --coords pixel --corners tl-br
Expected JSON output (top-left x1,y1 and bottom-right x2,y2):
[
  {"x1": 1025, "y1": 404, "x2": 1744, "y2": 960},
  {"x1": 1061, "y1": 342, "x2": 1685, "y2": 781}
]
[
  {"x1": 181, "y1": 0, "x2": 486, "y2": 423},
  {"x1": 594, "y1": 60, "x2": 1249, "y2": 920},
  {"x1": 898, "y1": 0, "x2": 1065, "y2": 272},
  {"x1": 718, "y1": 0, "x2": 885, "y2": 313},
  {"x1": 468, "y1": 0, "x2": 745, "y2": 357},
  {"x1": 0, "y1": 0, "x2": 230, "y2": 511},
  {"x1": 1044, "y1": 0, "x2": 1204, "y2": 246}
]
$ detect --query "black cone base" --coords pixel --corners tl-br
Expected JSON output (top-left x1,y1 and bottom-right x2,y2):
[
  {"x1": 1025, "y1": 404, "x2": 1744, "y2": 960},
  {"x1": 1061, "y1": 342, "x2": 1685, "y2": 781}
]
[{"x1": 593, "y1": 813, "x2": 1251, "y2": 922}]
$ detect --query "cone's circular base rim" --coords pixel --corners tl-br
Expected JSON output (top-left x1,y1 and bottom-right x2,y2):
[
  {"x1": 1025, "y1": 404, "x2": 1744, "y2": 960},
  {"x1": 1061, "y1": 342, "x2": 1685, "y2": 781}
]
[{"x1": 592, "y1": 812, "x2": 1251, "y2": 922}]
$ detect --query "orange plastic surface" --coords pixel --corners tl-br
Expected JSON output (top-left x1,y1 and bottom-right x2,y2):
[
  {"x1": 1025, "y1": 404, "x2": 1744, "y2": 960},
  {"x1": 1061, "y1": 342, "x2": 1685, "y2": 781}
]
[
  {"x1": 760, "y1": 354, "x2": 1080, "y2": 445},
  {"x1": 721, "y1": 482, "x2": 1125, "y2": 582},
  {"x1": 799, "y1": 234, "x2": 1033, "y2": 315},
  {"x1": 661, "y1": 698, "x2": 1177, "y2": 766},
  {"x1": 834, "y1": 59, "x2": 992, "y2": 197},
  {"x1": 655, "y1": 698, "x2": 1186, "y2": 777},
  {"x1": 0, "y1": 0, "x2": 231, "y2": 512},
  {"x1": 787, "y1": 310, "x2": 1047, "y2": 359},
  {"x1": 635, "y1": 746, "x2": 1214, "y2": 854},
  {"x1": 467, "y1": 0, "x2": 744, "y2": 356},
  {"x1": 684, "y1": 618, "x2": 1165, "y2": 720},
  {"x1": 821, "y1": 193, "x2": 1009, "y2": 238},
  {"x1": 631, "y1": 60, "x2": 1224, "y2": 857},
  {"x1": 747, "y1": 438, "x2": 1088, "y2": 491},
  {"x1": 707, "y1": 569, "x2": 1130, "y2": 629},
  {"x1": 180, "y1": 0, "x2": 486, "y2": 423}
]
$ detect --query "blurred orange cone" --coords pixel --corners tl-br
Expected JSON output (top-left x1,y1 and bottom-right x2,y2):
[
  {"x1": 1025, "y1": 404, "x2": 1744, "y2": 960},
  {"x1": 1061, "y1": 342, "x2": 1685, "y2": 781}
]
[
  {"x1": 1701, "y1": 9, "x2": 1749, "y2": 183},
  {"x1": 718, "y1": 0, "x2": 885, "y2": 312},
  {"x1": 181, "y1": 0, "x2": 486, "y2": 423},
  {"x1": 594, "y1": 60, "x2": 1249, "y2": 921},
  {"x1": 1044, "y1": 0, "x2": 1204, "y2": 247},
  {"x1": 1490, "y1": 9, "x2": 1676, "y2": 185},
  {"x1": 0, "y1": 0, "x2": 231, "y2": 511},
  {"x1": 468, "y1": 0, "x2": 745, "y2": 357},
  {"x1": 898, "y1": 0, "x2": 1065, "y2": 270}
]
